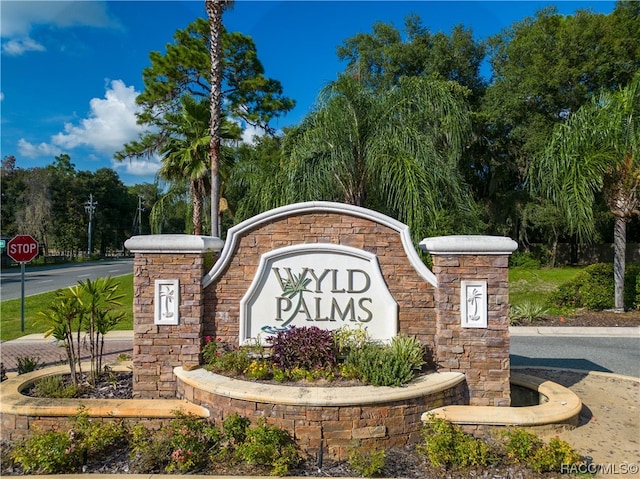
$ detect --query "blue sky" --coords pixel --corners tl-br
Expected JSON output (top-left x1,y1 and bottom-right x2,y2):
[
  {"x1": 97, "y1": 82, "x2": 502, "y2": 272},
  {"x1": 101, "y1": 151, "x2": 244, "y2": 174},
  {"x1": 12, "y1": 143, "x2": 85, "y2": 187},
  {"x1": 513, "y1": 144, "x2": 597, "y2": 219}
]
[{"x1": 1, "y1": 0, "x2": 616, "y2": 186}]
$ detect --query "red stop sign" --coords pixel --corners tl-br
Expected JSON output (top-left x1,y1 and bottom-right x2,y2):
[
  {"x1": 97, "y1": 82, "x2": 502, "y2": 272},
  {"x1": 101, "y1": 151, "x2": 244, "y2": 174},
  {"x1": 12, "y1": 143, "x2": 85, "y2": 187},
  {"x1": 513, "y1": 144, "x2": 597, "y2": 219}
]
[{"x1": 7, "y1": 235, "x2": 39, "y2": 263}]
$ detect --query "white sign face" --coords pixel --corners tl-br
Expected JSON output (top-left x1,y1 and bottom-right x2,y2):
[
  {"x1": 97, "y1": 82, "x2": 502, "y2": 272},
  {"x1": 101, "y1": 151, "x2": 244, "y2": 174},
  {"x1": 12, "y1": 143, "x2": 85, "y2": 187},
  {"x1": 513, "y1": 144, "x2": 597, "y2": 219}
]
[
  {"x1": 155, "y1": 279, "x2": 179, "y2": 325},
  {"x1": 240, "y1": 244, "x2": 398, "y2": 344},
  {"x1": 460, "y1": 280, "x2": 487, "y2": 328}
]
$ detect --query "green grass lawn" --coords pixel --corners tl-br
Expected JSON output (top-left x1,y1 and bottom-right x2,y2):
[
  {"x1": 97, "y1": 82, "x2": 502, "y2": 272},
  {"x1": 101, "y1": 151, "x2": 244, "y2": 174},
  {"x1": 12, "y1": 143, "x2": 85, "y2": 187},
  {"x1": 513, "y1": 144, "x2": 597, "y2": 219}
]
[
  {"x1": 0, "y1": 274, "x2": 133, "y2": 342},
  {"x1": 508, "y1": 266, "x2": 582, "y2": 311}
]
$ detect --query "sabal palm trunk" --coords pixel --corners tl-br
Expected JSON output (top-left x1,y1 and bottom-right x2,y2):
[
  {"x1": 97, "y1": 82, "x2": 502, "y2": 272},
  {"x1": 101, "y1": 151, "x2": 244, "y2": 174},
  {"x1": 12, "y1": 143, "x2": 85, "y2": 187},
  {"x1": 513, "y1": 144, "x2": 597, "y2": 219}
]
[
  {"x1": 613, "y1": 216, "x2": 626, "y2": 312},
  {"x1": 206, "y1": 0, "x2": 224, "y2": 238}
]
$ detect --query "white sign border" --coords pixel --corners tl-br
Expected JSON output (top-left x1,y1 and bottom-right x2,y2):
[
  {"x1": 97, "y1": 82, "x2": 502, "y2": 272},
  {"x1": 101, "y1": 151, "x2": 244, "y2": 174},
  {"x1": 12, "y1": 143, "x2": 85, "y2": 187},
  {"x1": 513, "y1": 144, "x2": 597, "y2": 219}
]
[
  {"x1": 460, "y1": 280, "x2": 488, "y2": 328},
  {"x1": 240, "y1": 243, "x2": 398, "y2": 345},
  {"x1": 154, "y1": 279, "x2": 180, "y2": 325}
]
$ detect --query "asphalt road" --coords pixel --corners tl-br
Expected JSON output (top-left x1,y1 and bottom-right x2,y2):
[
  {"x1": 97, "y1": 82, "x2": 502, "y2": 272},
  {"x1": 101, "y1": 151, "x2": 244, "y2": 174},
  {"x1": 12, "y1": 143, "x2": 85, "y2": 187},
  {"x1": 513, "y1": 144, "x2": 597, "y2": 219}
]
[
  {"x1": 0, "y1": 259, "x2": 133, "y2": 300},
  {"x1": 511, "y1": 335, "x2": 640, "y2": 377}
]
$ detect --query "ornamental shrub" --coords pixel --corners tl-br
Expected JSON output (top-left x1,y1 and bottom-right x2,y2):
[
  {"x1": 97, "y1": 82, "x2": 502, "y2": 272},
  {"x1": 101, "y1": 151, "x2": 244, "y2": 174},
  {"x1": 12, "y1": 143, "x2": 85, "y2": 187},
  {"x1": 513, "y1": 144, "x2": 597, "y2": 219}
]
[
  {"x1": 344, "y1": 335, "x2": 425, "y2": 387},
  {"x1": 501, "y1": 427, "x2": 544, "y2": 462},
  {"x1": 234, "y1": 418, "x2": 300, "y2": 476},
  {"x1": 419, "y1": 415, "x2": 496, "y2": 468},
  {"x1": 268, "y1": 326, "x2": 338, "y2": 371},
  {"x1": 348, "y1": 444, "x2": 386, "y2": 477},
  {"x1": 548, "y1": 262, "x2": 640, "y2": 311},
  {"x1": 529, "y1": 437, "x2": 581, "y2": 473},
  {"x1": 130, "y1": 412, "x2": 221, "y2": 474},
  {"x1": 11, "y1": 429, "x2": 82, "y2": 473}
]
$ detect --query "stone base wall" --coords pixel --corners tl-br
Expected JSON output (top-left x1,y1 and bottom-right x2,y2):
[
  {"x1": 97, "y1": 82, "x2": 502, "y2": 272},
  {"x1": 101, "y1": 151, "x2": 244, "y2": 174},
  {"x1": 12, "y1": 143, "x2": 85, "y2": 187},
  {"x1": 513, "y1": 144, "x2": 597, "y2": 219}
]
[{"x1": 176, "y1": 375, "x2": 468, "y2": 461}]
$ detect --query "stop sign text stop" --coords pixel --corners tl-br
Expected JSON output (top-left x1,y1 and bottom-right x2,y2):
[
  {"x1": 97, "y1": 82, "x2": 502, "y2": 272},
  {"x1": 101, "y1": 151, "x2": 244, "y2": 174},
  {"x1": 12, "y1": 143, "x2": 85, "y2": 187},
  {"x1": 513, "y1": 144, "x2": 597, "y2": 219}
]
[{"x1": 7, "y1": 235, "x2": 39, "y2": 263}]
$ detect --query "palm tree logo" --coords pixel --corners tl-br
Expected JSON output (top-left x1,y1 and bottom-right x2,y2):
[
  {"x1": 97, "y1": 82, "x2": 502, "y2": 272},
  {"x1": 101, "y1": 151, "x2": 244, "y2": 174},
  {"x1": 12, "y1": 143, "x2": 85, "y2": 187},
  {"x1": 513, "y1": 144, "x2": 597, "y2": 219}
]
[
  {"x1": 280, "y1": 272, "x2": 311, "y2": 327},
  {"x1": 467, "y1": 287, "x2": 482, "y2": 322},
  {"x1": 261, "y1": 270, "x2": 311, "y2": 334}
]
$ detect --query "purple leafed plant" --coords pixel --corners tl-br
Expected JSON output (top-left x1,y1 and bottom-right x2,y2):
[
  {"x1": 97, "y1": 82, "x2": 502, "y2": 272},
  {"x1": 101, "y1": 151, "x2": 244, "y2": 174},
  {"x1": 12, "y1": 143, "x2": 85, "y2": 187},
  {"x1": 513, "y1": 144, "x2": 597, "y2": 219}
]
[{"x1": 267, "y1": 326, "x2": 338, "y2": 371}]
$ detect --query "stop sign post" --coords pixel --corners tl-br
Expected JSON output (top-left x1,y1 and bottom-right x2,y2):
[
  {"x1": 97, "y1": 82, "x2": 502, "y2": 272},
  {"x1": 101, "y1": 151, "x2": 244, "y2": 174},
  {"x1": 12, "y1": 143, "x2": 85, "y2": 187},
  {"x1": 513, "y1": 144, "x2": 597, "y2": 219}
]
[{"x1": 7, "y1": 235, "x2": 39, "y2": 332}]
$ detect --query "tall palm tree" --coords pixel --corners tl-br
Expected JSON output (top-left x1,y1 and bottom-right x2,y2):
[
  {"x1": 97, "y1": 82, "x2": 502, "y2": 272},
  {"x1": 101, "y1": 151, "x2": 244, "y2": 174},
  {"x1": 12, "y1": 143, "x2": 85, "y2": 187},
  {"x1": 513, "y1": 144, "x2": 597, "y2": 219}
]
[
  {"x1": 157, "y1": 96, "x2": 211, "y2": 235},
  {"x1": 206, "y1": 0, "x2": 233, "y2": 237},
  {"x1": 531, "y1": 74, "x2": 639, "y2": 311},
  {"x1": 283, "y1": 74, "x2": 480, "y2": 239}
]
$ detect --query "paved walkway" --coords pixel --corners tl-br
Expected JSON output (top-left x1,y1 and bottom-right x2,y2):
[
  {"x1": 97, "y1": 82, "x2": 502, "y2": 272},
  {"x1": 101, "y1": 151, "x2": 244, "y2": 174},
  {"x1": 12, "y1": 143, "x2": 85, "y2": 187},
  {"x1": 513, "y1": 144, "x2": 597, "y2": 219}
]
[{"x1": 0, "y1": 331, "x2": 134, "y2": 373}]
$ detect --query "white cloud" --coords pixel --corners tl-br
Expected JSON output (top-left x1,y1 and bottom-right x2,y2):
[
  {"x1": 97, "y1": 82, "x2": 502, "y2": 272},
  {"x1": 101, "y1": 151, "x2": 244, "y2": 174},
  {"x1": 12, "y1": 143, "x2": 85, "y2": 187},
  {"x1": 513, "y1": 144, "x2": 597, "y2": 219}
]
[
  {"x1": 2, "y1": 37, "x2": 45, "y2": 56},
  {"x1": 50, "y1": 79, "x2": 144, "y2": 154},
  {"x1": 241, "y1": 123, "x2": 269, "y2": 145},
  {"x1": 113, "y1": 156, "x2": 161, "y2": 178},
  {"x1": 0, "y1": 92, "x2": 4, "y2": 101},
  {"x1": 17, "y1": 138, "x2": 62, "y2": 158},
  {"x1": 1, "y1": 1, "x2": 118, "y2": 38},
  {"x1": 1, "y1": 1, "x2": 120, "y2": 56},
  {"x1": 18, "y1": 79, "x2": 147, "y2": 165}
]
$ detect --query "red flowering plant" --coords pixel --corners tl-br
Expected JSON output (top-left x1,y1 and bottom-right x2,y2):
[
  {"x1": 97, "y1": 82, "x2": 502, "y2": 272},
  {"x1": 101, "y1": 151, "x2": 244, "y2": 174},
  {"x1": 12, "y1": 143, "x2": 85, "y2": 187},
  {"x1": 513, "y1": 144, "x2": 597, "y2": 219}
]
[{"x1": 203, "y1": 336, "x2": 254, "y2": 377}]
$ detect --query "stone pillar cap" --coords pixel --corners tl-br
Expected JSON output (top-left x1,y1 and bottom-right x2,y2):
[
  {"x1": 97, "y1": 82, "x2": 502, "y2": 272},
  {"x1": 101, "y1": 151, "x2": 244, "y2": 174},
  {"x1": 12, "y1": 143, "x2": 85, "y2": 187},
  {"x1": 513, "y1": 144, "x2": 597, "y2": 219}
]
[
  {"x1": 420, "y1": 235, "x2": 518, "y2": 255},
  {"x1": 124, "y1": 234, "x2": 224, "y2": 254}
]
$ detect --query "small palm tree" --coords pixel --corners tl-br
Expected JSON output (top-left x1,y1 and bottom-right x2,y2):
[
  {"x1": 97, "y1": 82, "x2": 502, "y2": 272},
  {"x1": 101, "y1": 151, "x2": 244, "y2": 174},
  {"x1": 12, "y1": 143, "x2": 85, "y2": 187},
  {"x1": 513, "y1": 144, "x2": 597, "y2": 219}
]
[
  {"x1": 158, "y1": 96, "x2": 211, "y2": 235},
  {"x1": 530, "y1": 74, "x2": 639, "y2": 311}
]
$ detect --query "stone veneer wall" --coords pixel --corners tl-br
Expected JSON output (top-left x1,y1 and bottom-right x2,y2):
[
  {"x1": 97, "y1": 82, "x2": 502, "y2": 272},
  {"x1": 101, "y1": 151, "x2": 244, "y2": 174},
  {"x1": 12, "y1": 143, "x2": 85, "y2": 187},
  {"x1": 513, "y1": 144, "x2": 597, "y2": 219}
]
[
  {"x1": 422, "y1": 237, "x2": 515, "y2": 407},
  {"x1": 204, "y1": 211, "x2": 437, "y2": 349},
  {"x1": 125, "y1": 204, "x2": 516, "y2": 405},
  {"x1": 128, "y1": 235, "x2": 222, "y2": 399},
  {"x1": 176, "y1": 375, "x2": 467, "y2": 461}
]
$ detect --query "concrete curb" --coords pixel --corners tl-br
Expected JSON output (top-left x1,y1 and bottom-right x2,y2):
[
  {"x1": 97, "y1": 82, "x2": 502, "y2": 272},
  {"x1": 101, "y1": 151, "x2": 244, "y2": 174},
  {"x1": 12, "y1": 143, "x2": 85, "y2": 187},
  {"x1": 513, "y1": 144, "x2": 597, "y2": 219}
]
[
  {"x1": 509, "y1": 326, "x2": 640, "y2": 337},
  {"x1": 423, "y1": 371, "x2": 583, "y2": 427}
]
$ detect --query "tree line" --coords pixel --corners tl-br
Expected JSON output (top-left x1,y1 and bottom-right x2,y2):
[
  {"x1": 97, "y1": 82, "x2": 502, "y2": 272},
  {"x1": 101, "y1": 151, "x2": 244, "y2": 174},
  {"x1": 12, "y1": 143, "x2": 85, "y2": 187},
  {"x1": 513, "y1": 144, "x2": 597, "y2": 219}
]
[{"x1": 2, "y1": 2, "x2": 638, "y2": 266}]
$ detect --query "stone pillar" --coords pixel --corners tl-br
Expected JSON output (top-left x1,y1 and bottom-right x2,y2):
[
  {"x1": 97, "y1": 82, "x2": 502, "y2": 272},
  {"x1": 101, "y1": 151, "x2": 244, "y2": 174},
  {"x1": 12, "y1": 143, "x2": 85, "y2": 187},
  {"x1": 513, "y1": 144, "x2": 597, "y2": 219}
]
[
  {"x1": 124, "y1": 234, "x2": 223, "y2": 399},
  {"x1": 420, "y1": 236, "x2": 517, "y2": 407}
]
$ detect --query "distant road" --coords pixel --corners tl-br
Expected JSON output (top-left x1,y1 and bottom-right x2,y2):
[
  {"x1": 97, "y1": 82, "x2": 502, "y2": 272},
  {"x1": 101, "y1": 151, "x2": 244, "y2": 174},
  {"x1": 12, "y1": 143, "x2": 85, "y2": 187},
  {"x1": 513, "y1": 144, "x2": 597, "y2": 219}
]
[
  {"x1": 511, "y1": 335, "x2": 640, "y2": 377},
  {"x1": 0, "y1": 260, "x2": 133, "y2": 301}
]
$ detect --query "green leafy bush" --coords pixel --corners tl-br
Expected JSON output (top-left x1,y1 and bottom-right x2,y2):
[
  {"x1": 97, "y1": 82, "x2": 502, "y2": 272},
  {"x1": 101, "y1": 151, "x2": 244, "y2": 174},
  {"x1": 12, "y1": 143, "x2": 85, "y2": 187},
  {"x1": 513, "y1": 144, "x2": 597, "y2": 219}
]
[
  {"x1": 348, "y1": 444, "x2": 386, "y2": 477},
  {"x1": 548, "y1": 262, "x2": 640, "y2": 311},
  {"x1": 419, "y1": 415, "x2": 496, "y2": 468},
  {"x1": 235, "y1": 418, "x2": 299, "y2": 476},
  {"x1": 11, "y1": 408, "x2": 128, "y2": 474},
  {"x1": 501, "y1": 427, "x2": 544, "y2": 462},
  {"x1": 11, "y1": 429, "x2": 82, "y2": 473},
  {"x1": 32, "y1": 375, "x2": 77, "y2": 398},
  {"x1": 509, "y1": 251, "x2": 541, "y2": 268},
  {"x1": 344, "y1": 335, "x2": 425, "y2": 387},
  {"x1": 204, "y1": 337, "x2": 252, "y2": 377},
  {"x1": 509, "y1": 302, "x2": 549, "y2": 324},
  {"x1": 334, "y1": 324, "x2": 371, "y2": 357},
  {"x1": 529, "y1": 437, "x2": 581, "y2": 473},
  {"x1": 500, "y1": 427, "x2": 581, "y2": 472},
  {"x1": 16, "y1": 355, "x2": 43, "y2": 374},
  {"x1": 130, "y1": 412, "x2": 221, "y2": 473},
  {"x1": 222, "y1": 413, "x2": 250, "y2": 445}
]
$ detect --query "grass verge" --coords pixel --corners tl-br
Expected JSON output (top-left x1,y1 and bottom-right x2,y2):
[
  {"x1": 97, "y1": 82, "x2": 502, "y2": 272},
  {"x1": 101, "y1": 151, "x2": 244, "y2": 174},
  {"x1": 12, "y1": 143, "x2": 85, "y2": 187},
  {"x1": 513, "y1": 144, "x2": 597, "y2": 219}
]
[
  {"x1": 0, "y1": 274, "x2": 133, "y2": 342},
  {"x1": 509, "y1": 266, "x2": 582, "y2": 313}
]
